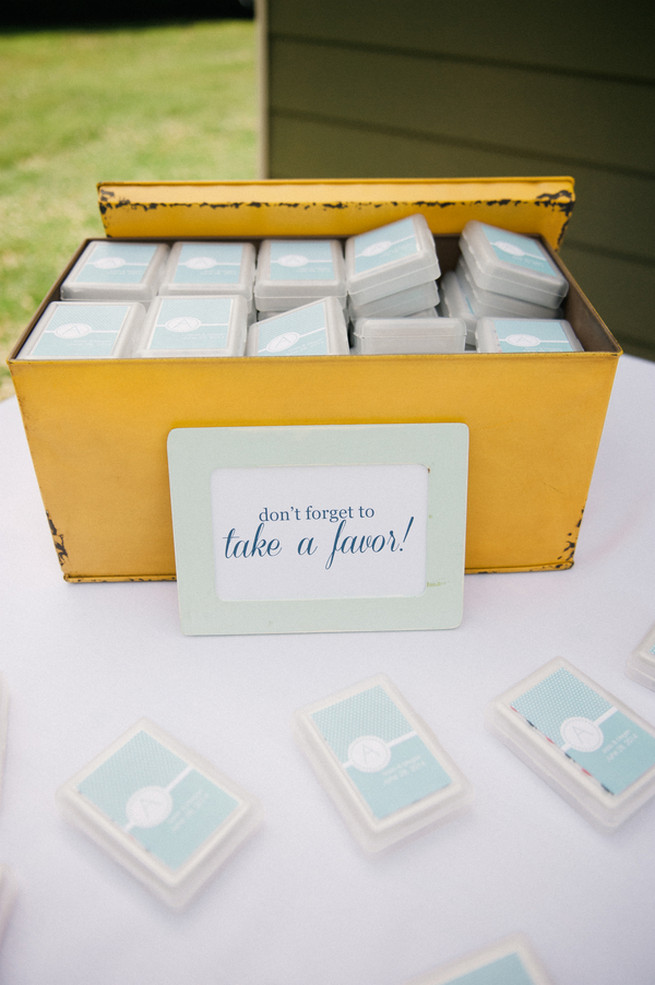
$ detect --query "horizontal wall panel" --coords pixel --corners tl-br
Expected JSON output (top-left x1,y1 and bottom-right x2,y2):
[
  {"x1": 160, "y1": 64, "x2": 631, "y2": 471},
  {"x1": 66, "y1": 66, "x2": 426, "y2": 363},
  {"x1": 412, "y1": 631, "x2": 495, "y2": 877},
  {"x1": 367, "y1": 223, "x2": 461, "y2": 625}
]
[
  {"x1": 267, "y1": 117, "x2": 654, "y2": 359},
  {"x1": 267, "y1": 115, "x2": 655, "y2": 260},
  {"x1": 268, "y1": 39, "x2": 655, "y2": 176},
  {"x1": 268, "y1": 0, "x2": 655, "y2": 82},
  {"x1": 562, "y1": 171, "x2": 655, "y2": 263},
  {"x1": 558, "y1": 245, "x2": 654, "y2": 359}
]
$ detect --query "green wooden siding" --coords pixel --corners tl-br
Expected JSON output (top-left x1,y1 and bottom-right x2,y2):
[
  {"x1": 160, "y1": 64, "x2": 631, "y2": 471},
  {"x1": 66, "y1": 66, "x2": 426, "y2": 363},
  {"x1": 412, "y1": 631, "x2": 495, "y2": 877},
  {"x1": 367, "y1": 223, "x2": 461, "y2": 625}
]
[{"x1": 259, "y1": 0, "x2": 655, "y2": 359}]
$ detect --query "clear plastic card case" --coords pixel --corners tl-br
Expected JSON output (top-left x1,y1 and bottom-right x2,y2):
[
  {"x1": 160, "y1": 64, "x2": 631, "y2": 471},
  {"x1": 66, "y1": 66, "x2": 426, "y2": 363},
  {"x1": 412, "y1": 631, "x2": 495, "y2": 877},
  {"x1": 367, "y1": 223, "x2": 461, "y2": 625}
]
[
  {"x1": 475, "y1": 317, "x2": 582, "y2": 353},
  {"x1": 348, "y1": 279, "x2": 440, "y2": 321},
  {"x1": 254, "y1": 238, "x2": 346, "y2": 313},
  {"x1": 459, "y1": 220, "x2": 569, "y2": 308},
  {"x1": 351, "y1": 316, "x2": 466, "y2": 355},
  {"x1": 158, "y1": 241, "x2": 256, "y2": 304},
  {"x1": 294, "y1": 674, "x2": 473, "y2": 853},
  {"x1": 56, "y1": 719, "x2": 263, "y2": 908},
  {"x1": 18, "y1": 301, "x2": 146, "y2": 360},
  {"x1": 137, "y1": 295, "x2": 248, "y2": 358},
  {"x1": 486, "y1": 657, "x2": 655, "y2": 831},
  {"x1": 345, "y1": 214, "x2": 441, "y2": 308},
  {"x1": 455, "y1": 258, "x2": 562, "y2": 319},
  {"x1": 60, "y1": 240, "x2": 169, "y2": 301},
  {"x1": 247, "y1": 296, "x2": 350, "y2": 356},
  {"x1": 626, "y1": 622, "x2": 655, "y2": 690},
  {"x1": 403, "y1": 933, "x2": 555, "y2": 985}
]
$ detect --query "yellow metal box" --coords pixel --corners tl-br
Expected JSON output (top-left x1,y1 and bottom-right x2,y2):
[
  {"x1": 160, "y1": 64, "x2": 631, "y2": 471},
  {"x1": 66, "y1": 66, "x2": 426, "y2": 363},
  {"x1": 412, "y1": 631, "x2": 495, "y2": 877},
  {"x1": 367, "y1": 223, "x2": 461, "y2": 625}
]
[{"x1": 7, "y1": 178, "x2": 621, "y2": 582}]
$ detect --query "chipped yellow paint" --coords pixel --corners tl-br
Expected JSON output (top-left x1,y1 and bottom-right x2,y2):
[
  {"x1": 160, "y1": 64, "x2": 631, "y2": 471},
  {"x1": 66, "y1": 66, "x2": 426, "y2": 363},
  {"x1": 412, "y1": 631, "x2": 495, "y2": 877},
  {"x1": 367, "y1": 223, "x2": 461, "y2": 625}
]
[{"x1": 97, "y1": 177, "x2": 574, "y2": 248}]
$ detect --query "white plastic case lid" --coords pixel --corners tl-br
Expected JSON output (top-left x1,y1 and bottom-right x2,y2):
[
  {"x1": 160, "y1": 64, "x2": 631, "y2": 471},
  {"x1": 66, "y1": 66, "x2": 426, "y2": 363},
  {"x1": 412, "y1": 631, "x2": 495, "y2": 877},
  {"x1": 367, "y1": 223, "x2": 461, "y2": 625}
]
[
  {"x1": 56, "y1": 718, "x2": 263, "y2": 908},
  {"x1": 247, "y1": 296, "x2": 350, "y2": 357},
  {"x1": 137, "y1": 295, "x2": 248, "y2": 358},
  {"x1": 18, "y1": 301, "x2": 147, "y2": 360},
  {"x1": 348, "y1": 278, "x2": 439, "y2": 320},
  {"x1": 352, "y1": 316, "x2": 466, "y2": 355},
  {"x1": 294, "y1": 673, "x2": 473, "y2": 853},
  {"x1": 403, "y1": 933, "x2": 555, "y2": 985},
  {"x1": 158, "y1": 241, "x2": 256, "y2": 304},
  {"x1": 485, "y1": 657, "x2": 655, "y2": 831},
  {"x1": 254, "y1": 238, "x2": 346, "y2": 309},
  {"x1": 460, "y1": 221, "x2": 569, "y2": 307},
  {"x1": 456, "y1": 257, "x2": 562, "y2": 319},
  {"x1": 626, "y1": 621, "x2": 655, "y2": 690},
  {"x1": 345, "y1": 214, "x2": 441, "y2": 305},
  {"x1": 475, "y1": 316, "x2": 582, "y2": 353},
  {"x1": 60, "y1": 240, "x2": 169, "y2": 301}
]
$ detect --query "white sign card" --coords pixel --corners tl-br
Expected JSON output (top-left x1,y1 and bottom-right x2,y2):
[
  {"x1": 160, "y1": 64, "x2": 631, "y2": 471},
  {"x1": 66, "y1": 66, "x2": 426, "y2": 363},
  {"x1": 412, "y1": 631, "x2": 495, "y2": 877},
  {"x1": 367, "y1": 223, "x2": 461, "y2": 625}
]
[{"x1": 167, "y1": 423, "x2": 469, "y2": 635}]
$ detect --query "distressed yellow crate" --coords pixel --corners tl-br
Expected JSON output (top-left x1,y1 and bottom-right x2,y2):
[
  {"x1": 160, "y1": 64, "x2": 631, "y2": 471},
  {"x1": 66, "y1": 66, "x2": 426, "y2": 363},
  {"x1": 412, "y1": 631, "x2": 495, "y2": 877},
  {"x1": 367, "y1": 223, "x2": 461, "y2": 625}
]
[{"x1": 8, "y1": 177, "x2": 621, "y2": 581}]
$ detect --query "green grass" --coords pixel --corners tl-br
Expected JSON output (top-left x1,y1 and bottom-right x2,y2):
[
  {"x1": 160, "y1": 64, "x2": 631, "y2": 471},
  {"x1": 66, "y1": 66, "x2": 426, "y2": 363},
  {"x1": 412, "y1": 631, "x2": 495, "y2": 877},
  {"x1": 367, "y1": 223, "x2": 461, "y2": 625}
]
[{"x1": 0, "y1": 19, "x2": 258, "y2": 399}]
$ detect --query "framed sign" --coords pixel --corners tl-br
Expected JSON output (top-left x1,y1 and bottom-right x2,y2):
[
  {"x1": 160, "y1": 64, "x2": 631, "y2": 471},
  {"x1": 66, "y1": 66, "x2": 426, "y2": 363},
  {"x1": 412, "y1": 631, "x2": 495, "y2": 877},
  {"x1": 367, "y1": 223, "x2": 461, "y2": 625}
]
[{"x1": 167, "y1": 423, "x2": 468, "y2": 635}]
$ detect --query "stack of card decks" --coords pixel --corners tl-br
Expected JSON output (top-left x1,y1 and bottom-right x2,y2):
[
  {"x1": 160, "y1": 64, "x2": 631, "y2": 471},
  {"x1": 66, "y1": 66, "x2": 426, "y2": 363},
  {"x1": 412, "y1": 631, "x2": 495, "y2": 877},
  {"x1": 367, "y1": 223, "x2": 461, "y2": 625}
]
[
  {"x1": 254, "y1": 238, "x2": 347, "y2": 314},
  {"x1": 294, "y1": 674, "x2": 472, "y2": 853},
  {"x1": 459, "y1": 220, "x2": 569, "y2": 312},
  {"x1": 486, "y1": 658, "x2": 655, "y2": 831},
  {"x1": 345, "y1": 214, "x2": 441, "y2": 320},
  {"x1": 440, "y1": 220, "x2": 571, "y2": 349}
]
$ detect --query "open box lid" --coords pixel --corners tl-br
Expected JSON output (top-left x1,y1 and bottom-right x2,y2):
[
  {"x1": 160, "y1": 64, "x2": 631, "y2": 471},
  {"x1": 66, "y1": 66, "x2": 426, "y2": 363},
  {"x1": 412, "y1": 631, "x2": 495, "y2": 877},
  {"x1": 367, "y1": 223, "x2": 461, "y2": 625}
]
[{"x1": 96, "y1": 177, "x2": 574, "y2": 248}]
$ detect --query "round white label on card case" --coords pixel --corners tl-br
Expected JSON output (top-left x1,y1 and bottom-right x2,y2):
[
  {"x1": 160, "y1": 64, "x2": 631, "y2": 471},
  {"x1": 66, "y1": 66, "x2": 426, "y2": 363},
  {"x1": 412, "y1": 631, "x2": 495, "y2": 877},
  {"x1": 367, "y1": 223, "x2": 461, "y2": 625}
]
[
  {"x1": 492, "y1": 239, "x2": 528, "y2": 258},
  {"x1": 560, "y1": 716, "x2": 604, "y2": 752},
  {"x1": 182, "y1": 256, "x2": 219, "y2": 270},
  {"x1": 54, "y1": 322, "x2": 93, "y2": 339},
  {"x1": 92, "y1": 256, "x2": 128, "y2": 270},
  {"x1": 347, "y1": 735, "x2": 391, "y2": 772},
  {"x1": 265, "y1": 331, "x2": 300, "y2": 352},
  {"x1": 505, "y1": 333, "x2": 541, "y2": 348},
  {"x1": 276, "y1": 254, "x2": 309, "y2": 267},
  {"x1": 360, "y1": 240, "x2": 392, "y2": 257},
  {"x1": 165, "y1": 316, "x2": 203, "y2": 334},
  {"x1": 126, "y1": 786, "x2": 173, "y2": 828}
]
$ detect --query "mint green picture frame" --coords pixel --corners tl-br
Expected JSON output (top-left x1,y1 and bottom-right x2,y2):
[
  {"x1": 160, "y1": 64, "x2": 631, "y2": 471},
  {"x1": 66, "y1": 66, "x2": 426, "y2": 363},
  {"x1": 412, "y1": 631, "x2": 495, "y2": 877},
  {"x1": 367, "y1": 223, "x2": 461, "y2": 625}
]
[{"x1": 167, "y1": 423, "x2": 468, "y2": 636}]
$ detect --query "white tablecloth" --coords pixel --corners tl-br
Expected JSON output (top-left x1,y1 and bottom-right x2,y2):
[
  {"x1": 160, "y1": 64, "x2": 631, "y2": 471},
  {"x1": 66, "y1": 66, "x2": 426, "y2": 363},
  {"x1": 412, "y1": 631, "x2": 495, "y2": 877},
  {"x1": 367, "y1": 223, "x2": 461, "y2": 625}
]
[{"x1": 1, "y1": 354, "x2": 654, "y2": 985}]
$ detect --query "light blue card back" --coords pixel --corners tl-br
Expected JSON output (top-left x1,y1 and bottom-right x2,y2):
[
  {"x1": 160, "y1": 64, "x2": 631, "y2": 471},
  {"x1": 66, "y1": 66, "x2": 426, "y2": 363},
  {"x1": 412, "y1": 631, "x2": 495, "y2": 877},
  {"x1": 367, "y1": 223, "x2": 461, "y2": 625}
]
[
  {"x1": 269, "y1": 240, "x2": 338, "y2": 282},
  {"x1": 311, "y1": 683, "x2": 452, "y2": 819},
  {"x1": 77, "y1": 730, "x2": 240, "y2": 871},
  {"x1": 353, "y1": 217, "x2": 419, "y2": 274},
  {"x1": 512, "y1": 666, "x2": 655, "y2": 795}
]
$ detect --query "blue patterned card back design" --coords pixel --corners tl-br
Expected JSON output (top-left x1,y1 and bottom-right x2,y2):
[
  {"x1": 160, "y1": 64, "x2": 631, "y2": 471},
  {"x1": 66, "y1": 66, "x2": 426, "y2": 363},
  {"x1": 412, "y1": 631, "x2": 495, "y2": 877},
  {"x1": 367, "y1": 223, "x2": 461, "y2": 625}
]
[
  {"x1": 77, "y1": 730, "x2": 240, "y2": 871},
  {"x1": 511, "y1": 666, "x2": 655, "y2": 795},
  {"x1": 311, "y1": 684, "x2": 452, "y2": 819}
]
